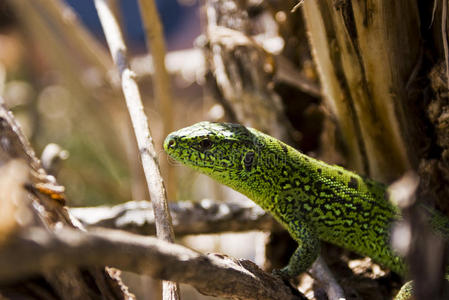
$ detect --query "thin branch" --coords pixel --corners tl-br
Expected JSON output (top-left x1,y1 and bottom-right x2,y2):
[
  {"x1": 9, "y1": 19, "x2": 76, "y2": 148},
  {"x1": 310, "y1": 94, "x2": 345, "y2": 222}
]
[
  {"x1": 430, "y1": 0, "x2": 439, "y2": 28},
  {"x1": 0, "y1": 104, "x2": 39, "y2": 170},
  {"x1": 291, "y1": 1, "x2": 304, "y2": 13},
  {"x1": 0, "y1": 227, "x2": 305, "y2": 300},
  {"x1": 443, "y1": 0, "x2": 449, "y2": 90},
  {"x1": 92, "y1": 0, "x2": 178, "y2": 298},
  {"x1": 307, "y1": 257, "x2": 345, "y2": 300},
  {"x1": 40, "y1": 143, "x2": 69, "y2": 176},
  {"x1": 70, "y1": 200, "x2": 281, "y2": 236},
  {"x1": 137, "y1": 0, "x2": 176, "y2": 202},
  {"x1": 93, "y1": 0, "x2": 174, "y2": 246}
]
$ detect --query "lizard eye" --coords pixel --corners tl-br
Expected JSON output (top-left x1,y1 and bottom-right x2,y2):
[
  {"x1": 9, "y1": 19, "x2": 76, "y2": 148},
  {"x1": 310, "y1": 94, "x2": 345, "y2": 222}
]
[
  {"x1": 199, "y1": 138, "x2": 213, "y2": 151},
  {"x1": 243, "y1": 151, "x2": 255, "y2": 171}
]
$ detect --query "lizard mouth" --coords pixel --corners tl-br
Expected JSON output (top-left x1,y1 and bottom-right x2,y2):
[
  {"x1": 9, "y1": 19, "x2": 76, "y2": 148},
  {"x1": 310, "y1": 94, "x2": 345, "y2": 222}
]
[
  {"x1": 171, "y1": 155, "x2": 229, "y2": 173},
  {"x1": 164, "y1": 135, "x2": 230, "y2": 172}
]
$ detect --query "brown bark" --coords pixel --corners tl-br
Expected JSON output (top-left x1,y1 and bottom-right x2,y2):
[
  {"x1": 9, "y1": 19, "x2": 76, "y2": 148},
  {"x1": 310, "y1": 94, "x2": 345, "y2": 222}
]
[
  {"x1": 203, "y1": 0, "x2": 294, "y2": 143},
  {"x1": 302, "y1": 0, "x2": 421, "y2": 181},
  {"x1": 302, "y1": 1, "x2": 449, "y2": 299}
]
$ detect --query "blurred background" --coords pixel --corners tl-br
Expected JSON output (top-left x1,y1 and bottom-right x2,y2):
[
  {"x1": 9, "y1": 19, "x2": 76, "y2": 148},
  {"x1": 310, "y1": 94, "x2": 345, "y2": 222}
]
[{"x1": 0, "y1": 0, "x2": 206, "y2": 207}]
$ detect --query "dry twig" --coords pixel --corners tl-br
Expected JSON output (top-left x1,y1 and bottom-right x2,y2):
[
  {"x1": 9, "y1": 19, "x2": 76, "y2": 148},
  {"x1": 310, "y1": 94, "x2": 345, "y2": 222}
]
[
  {"x1": 93, "y1": 0, "x2": 179, "y2": 298},
  {"x1": 137, "y1": 0, "x2": 176, "y2": 202},
  {"x1": 308, "y1": 257, "x2": 345, "y2": 300},
  {"x1": 35, "y1": 0, "x2": 112, "y2": 77},
  {"x1": 0, "y1": 227, "x2": 305, "y2": 300},
  {"x1": 442, "y1": 0, "x2": 449, "y2": 90},
  {"x1": 70, "y1": 199, "x2": 280, "y2": 236}
]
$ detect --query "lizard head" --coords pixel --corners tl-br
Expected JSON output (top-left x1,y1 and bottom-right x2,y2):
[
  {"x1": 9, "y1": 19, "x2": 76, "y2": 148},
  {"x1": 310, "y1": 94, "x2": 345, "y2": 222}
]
[{"x1": 164, "y1": 121, "x2": 261, "y2": 187}]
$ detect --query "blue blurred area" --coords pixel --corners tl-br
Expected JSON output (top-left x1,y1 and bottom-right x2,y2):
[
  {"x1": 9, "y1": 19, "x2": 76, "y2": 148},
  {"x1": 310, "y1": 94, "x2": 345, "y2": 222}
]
[{"x1": 66, "y1": 0, "x2": 200, "y2": 51}]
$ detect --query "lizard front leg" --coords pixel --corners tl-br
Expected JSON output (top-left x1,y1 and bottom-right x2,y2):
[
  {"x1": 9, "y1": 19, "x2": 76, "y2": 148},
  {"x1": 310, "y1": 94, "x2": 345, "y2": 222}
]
[{"x1": 276, "y1": 217, "x2": 320, "y2": 278}]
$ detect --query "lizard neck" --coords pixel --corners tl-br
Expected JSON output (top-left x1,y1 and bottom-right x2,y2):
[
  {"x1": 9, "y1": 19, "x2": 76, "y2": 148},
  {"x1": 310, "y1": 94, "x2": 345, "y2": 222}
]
[{"x1": 239, "y1": 130, "x2": 315, "y2": 224}]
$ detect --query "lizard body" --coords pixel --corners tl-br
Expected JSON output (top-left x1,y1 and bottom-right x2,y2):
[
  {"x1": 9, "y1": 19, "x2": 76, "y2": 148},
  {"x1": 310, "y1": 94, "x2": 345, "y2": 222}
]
[{"x1": 164, "y1": 121, "x2": 448, "y2": 297}]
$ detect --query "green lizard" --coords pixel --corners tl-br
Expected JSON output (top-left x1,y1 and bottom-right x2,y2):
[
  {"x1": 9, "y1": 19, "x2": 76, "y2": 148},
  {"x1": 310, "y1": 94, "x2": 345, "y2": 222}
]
[{"x1": 164, "y1": 121, "x2": 449, "y2": 299}]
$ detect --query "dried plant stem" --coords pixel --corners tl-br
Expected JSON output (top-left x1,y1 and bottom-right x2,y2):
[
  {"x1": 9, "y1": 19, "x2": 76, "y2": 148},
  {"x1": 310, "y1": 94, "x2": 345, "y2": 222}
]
[
  {"x1": 70, "y1": 200, "x2": 280, "y2": 236},
  {"x1": 136, "y1": 0, "x2": 173, "y2": 134},
  {"x1": 8, "y1": 0, "x2": 91, "y2": 101},
  {"x1": 36, "y1": 0, "x2": 112, "y2": 76},
  {"x1": 93, "y1": 0, "x2": 179, "y2": 299},
  {"x1": 308, "y1": 257, "x2": 345, "y2": 300},
  {"x1": 442, "y1": 0, "x2": 449, "y2": 90},
  {"x1": 137, "y1": 0, "x2": 176, "y2": 201},
  {"x1": 0, "y1": 227, "x2": 304, "y2": 300}
]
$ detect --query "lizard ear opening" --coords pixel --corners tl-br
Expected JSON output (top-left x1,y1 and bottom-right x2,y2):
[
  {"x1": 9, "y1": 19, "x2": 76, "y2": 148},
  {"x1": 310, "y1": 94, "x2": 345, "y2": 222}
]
[
  {"x1": 243, "y1": 151, "x2": 255, "y2": 171},
  {"x1": 198, "y1": 138, "x2": 213, "y2": 151}
]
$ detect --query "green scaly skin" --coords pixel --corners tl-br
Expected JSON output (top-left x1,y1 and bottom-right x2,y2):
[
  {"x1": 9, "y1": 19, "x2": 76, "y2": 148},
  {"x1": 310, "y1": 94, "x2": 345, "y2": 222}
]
[{"x1": 164, "y1": 121, "x2": 449, "y2": 299}]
